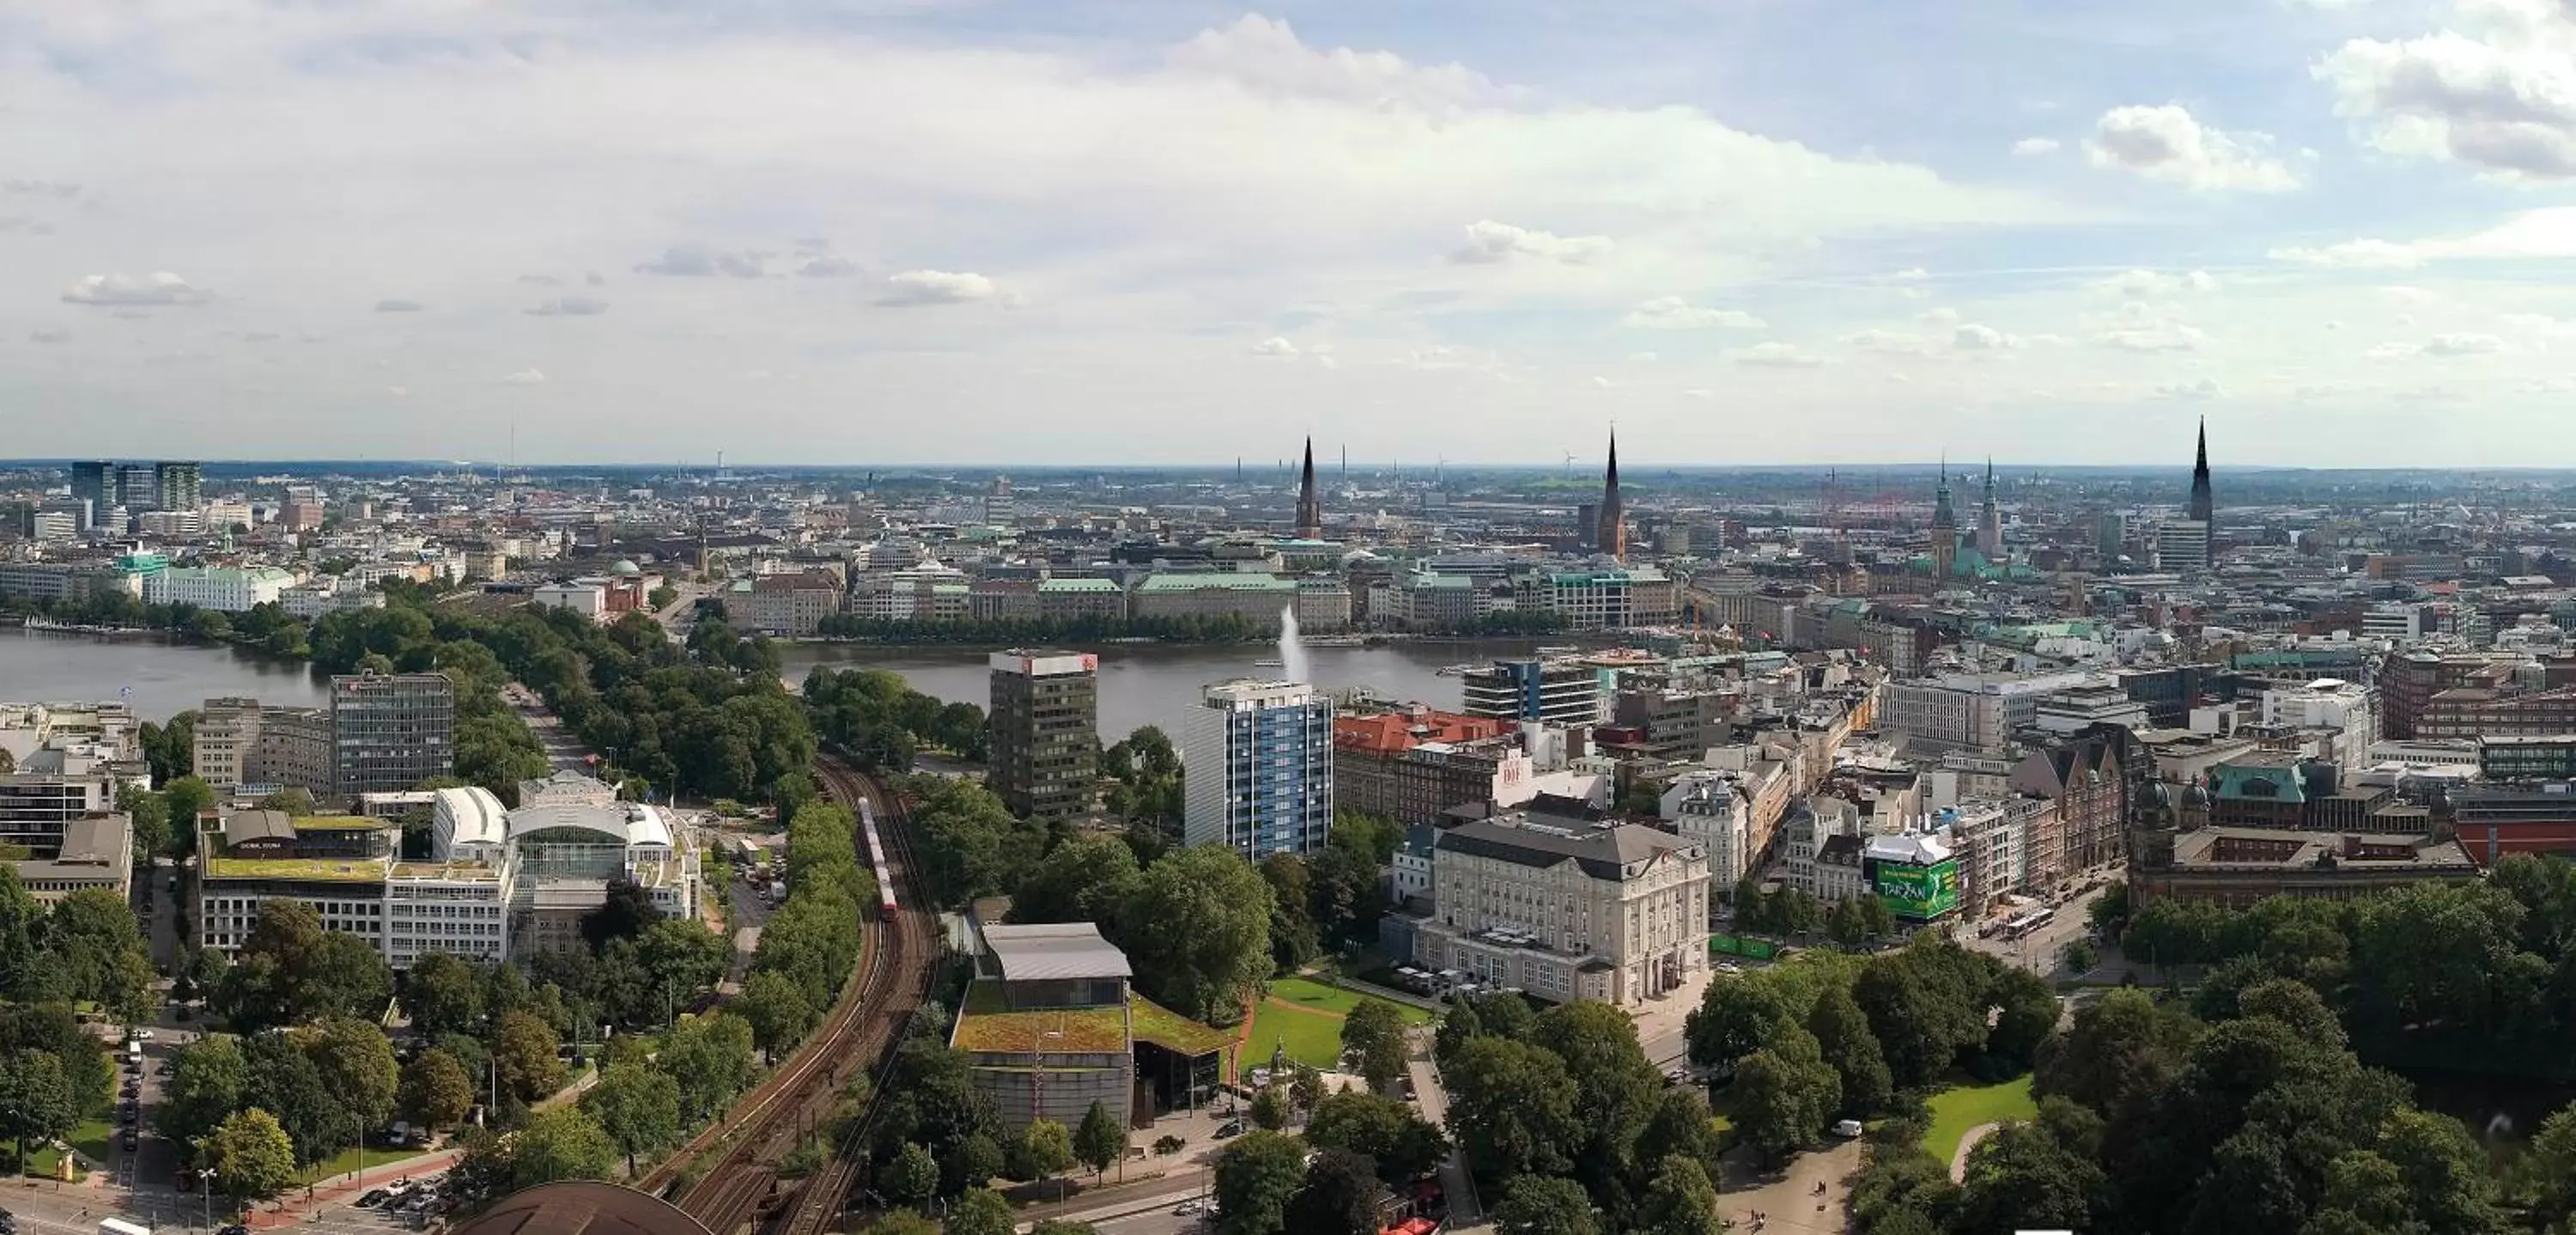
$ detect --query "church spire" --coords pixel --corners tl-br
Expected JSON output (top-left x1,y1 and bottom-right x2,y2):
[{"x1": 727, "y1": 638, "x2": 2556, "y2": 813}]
[
  {"x1": 1296, "y1": 435, "x2": 1322, "y2": 539},
  {"x1": 1596, "y1": 428, "x2": 1626, "y2": 563},
  {"x1": 2189, "y1": 417, "x2": 2214, "y2": 524}
]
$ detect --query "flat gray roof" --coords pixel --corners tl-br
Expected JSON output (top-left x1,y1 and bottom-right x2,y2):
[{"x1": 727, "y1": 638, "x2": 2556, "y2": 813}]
[{"x1": 981, "y1": 922, "x2": 1133, "y2": 982}]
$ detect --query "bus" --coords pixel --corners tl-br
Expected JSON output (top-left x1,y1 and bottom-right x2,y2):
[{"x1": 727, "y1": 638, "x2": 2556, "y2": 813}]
[{"x1": 2003, "y1": 908, "x2": 2056, "y2": 940}]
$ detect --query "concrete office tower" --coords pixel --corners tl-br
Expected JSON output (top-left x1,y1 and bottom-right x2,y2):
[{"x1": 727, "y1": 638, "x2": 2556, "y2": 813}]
[
  {"x1": 331, "y1": 672, "x2": 456, "y2": 794},
  {"x1": 1596, "y1": 429, "x2": 1626, "y2": 562},
  {"x1": 1182, "y1": 678, "x2": 1334, "y2": 860},
  {"x1": 68, "y1": 461, "x2": 113, "y2": 529},
  {"x1": 1930, "y1": 464, "x2": 1959, "y2": 582},
  {"x1": 1295, "y1": 437, "x2": 1323, "y2": 540},
  {"x1": 154, "y1": 461, "x2": 203, "y2": 512},
  {"x1": 987, "y1": 649, "x2": 1099, "y2": 824},
  {"x1": 1976, "y1": 458, "x2": 2003, "y2": 559}
]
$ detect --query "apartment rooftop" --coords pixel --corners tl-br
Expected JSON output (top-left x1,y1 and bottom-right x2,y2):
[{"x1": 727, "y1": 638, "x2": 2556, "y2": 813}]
[{"x1": 2169, "y1": 826, "x2": 2476, "y2": 873}]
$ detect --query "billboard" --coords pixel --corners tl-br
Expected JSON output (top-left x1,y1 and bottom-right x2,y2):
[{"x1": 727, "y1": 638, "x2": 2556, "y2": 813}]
[{"x1": 1871, "y1": 857, "x2": 1961, "y2": 922}]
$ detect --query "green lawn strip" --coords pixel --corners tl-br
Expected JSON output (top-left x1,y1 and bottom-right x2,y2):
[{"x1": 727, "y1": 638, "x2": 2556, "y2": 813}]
[
  {"x1": 22, "y1": 1117, "x2": 115, "y2": 1177},
  {"x1": 1273, "y1": 976, "x2": 1435, "y2": 1025},
  {"x1": 294, "y1": 1142, "x2": 435, "y2": 1186},
  {"x1": 1920, "y1": 1074, "x2": 2037, "y2": 1165}
]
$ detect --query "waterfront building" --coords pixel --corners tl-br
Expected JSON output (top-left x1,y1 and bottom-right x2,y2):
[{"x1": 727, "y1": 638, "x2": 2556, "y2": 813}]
[
  {"x1": 1180, "y1": 678, "x2": 1334, "y2": 860},
  {"x1": 1461, "y1": 658, "x2": 1601, "y2": 727},
  {"x1": 331, "y1": 672, "x2": 456, "y2": 795},
  {"x1": 142, "y1": 566, "x2": 296, "y2": 612},
  {"x1": 987, "y1": 649, "x2": 1099, "y2": 824}
]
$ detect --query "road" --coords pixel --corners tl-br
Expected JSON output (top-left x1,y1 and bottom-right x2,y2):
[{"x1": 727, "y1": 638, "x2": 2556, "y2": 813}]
[
  {"x1": 502, "y1": 684, "x2": 593, "y2": 775},
  {"x1": 650, "y1": 578, "x2": 709, "y2": 643},
  {"x1": 1960, "y1": 876, "x2": 2118, "y2": 980}
]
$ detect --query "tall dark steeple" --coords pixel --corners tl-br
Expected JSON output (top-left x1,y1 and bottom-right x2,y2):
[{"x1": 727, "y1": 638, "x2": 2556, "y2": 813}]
[
  {"x1": 2188, "y1": 417, "x2": 2214, "y2": 525},
  {"x1": 1977, "y1": 456, "x2": 2003, "y2": 559},
  {"x1": 1295, "y1": 436, "x2": 1323, "y2": 539},
  {"x1": 1596, "y1": 429, "x2": 1626, "y2": 562}
]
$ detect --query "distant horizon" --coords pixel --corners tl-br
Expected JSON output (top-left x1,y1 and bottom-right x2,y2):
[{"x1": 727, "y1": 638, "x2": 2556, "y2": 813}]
[{"x1": 2, "y1": 458, "x2": 2565, "y2": 478}]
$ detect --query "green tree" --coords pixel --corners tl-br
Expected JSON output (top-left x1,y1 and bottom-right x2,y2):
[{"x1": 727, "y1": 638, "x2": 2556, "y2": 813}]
[
  {"x1": 1213, "y1": 1129, "x2": 1309, "y2": 1235},
  {"x1": 121, "y1": 784, "x2": 173, "y2": 864},
  {"x1": 940, "y1": 1132, "x2": 1006, "y2": 1198},
  {"x1": 1494, "y1": 1174, "x2": 1602, "y2": 1235},
  {"x1": 1115, "y1": 845, "x2": 1274, "y2": 1024},
  {"x1": 1806, "y1": 983, "x2": 1893, "y2": 1113},
  {"x1": 206, "y1": 1108, "x2": 298, "y2": 1204},
  {"x1": 1340, "y1": 998, "x2": 1412, "y2": 1092},
  {"x1": 1304, "y1": 1089, "x2": 1449, "y2": 1183},
  {"x1": 1442, "y1": 1036, "x2": 1582, "y2": 1178},
  {"x1": 1534, "y1": 998, "x2": 1666, "y2": 1202},
  {"x1": 736, "y1": 970, "x2": 819, "y2": 1063},
  {"x1": 46, "y1": 886, "x2": 158, "y2": 1024},
  {"x1": 493, "y1": 1008, "x2": 566, "y2": 1105},
  {"x1": 945, "y1": 1188, "x2": 1015, "y2": 1235},
  {"x1": 1018, "y1": 1117, "x2": 1076, "y2": 1201},
  {"x1": 1072, "y1": 1100, "x2": 1127, "y2": 1183},
  {"x1": 401, "y1": 1049, "x2": 476, "y2": 1131},
  {"x1": 165, "y1": 776, "x2": 216, "y2": 849},
  {"x1": 1852, "y1": 944, "x2": 1989, "y2": 1091},
  {"x1": 874, "y1": 1211, "x2": 939, "y2": 1235},
  {"x1": 884, "y1": 1141, "x2": 942, "y2": 1210},
  {"x1": 245, "y1": 1032, "x2": 355, "y2": 1165},
  {"x1": 1285, "y1": 1147, "x2": 1382, "y2": 1235},
  {"x1": 2522, "y1": 1101, "x2": 2576, "y2": 1226},
  {"x1": 1260, "y1": 853, "x2": 1321, "y2": 970},
  {"x1": 1984, "y1": 965, "x2": 2063, "y2": 1075},
  {"x1": 307, "y1": 1014, "x2": 403, "y2": 1129},
  {"x1": 1249, "y1": 1085, "x2": 1290, "y2": 1132},
  {"x1": 1028, "y1": 1223, "x2": 1101, "y2": 1235},
  {"x1": 510, "y1": 1106, "x2": 618, "y2": 1188},
  {"x1": 403, "y1": 952, "x2": 486, "y2": 1039},
  {"x1": 1953, "y1": 1120, "x2": 2107, "y2": 1234},
  {"x1": 2031, "y1": 987, "x2": 2202, "y2": 1125},
  {"x1": 581, "y1": 1062, "x2": 682, "y2": 1175},
  {"x1": 259, "y1": 787, "x2": 319, "y2": 817},
  {"x1": 1633, "y1": 1087, "x2": 1723, "y2": 1189},
  {"x1": 1636, "y1": 1154, "x2": 1722, "y2": 1235},
  {"x1": 0, "y1": 1051, "x2": 75, "y2": 1168},
  {"x1": 660, "y1": 1012, "x2": 757, "y2": 1121},
  {"x1": 1732, "y1": 1024, "x2": 1840, "y2": 1163},
  {"x1": 1008, "y1": 835, "x2": 1142, "y2": 930},
  {"x1": 0, "y1": 867, "x2": 44, "y2": 1002},
  {"x1": 162, "y1": 1034, "x2": 249, "y2": 1146},
  {"x1": 1683, "y1": 976, "x2": 1790, "y2": 1074}
]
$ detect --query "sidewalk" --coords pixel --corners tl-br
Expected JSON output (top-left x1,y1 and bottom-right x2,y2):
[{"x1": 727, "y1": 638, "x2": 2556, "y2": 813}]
[{"x1": 244, "y1": 1150, "x2": 464, "y2": 1230}]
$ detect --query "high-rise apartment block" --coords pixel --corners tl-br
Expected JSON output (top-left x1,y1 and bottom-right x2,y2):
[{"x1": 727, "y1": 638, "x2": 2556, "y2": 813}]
[
  {"x1": 115, "y1": 464, "x2": 160, "y2": 513},
  {"x1": 1182, "y1": 678, "x2": 1334, "y2": 860},
  {"x1": 987, "y1": 649, "x2": 1099, "y2": 824},
  {"x1": 330, "y1": 673, "x2": 456, "y2": 794},
  {"x1": 154, "y1": 461, "x2": 203, "y2": 512},
  {"x1": 68, "y1": 461, "x2": 112, "y2": 528}
]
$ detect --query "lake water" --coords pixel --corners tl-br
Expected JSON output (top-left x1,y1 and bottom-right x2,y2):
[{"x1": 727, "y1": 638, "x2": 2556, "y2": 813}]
[
  {"x1": 0, "y1": 626, "x2": 332, "y2": 721},
  {"x1": 0, "y1": 627, "x2": 1539, "y2": 739},
  {"x1": 776, "y1": 639, "x2": 1546, "y2": 739}
]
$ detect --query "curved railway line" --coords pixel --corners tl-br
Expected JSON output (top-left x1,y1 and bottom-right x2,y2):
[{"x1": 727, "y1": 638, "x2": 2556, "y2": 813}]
[{"x1": 641, "y1": 757, "x2": 936, "y2": 1235}]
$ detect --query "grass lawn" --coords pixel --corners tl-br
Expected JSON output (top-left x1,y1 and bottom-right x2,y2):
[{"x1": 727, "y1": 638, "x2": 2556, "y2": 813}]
[
  {"x1": 21, "y1": 1118, "x2": 113, "y2": 1178},
  {"x1": 1270, "y1": 976, "x2": 1435, "y2": 1025},
  {"x1": 1244, "y1": 978, "x2": 1435, "y2": 1070},
  {"x1": 295, "y1": 1142, "x2": 434, "y2": 1185},
  {"x1": 1921, "y1": 1075, "x2": 2037, "y2": 1165}
]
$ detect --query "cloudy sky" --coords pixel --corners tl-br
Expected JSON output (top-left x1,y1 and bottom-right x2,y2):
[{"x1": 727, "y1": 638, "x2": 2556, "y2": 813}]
[{"x1": 8, "y1": 0, "x2": 2576, "y2": 466}]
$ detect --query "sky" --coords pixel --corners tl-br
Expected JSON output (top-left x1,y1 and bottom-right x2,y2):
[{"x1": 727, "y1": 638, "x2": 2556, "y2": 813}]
[{"x1": 7, "y1": 0, "x2": 2576, "y2": 467}]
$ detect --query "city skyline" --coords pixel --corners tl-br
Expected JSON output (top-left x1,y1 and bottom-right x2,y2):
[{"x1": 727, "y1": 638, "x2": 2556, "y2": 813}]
[{"x1": 10, "y1": 2, "x2": 2576, "y2": 465}]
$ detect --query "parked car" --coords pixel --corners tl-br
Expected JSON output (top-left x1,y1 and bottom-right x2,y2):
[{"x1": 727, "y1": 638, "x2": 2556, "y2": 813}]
[
  {"x1": 1832, "y1": 1118, "x2": 1866, "y2": 1139},
  {"x1": 1171, "y1": 1201, "x2": 1203, "y2": 1216},
  {"x1": 358, "y1": 1191, "x2": 391, "y2": 1209},
  {"x1": 1212, "y1": 1122, "x2": 1244, "y2": 1140},
  {"x1": 218, "y1": 1225, "x2": 249, "y2": 1235}
]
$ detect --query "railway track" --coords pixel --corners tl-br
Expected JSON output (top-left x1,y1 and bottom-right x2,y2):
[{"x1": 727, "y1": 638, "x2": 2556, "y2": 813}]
[{"x1": 641, "y1": 758, "x2": 936, "y2": 1235}]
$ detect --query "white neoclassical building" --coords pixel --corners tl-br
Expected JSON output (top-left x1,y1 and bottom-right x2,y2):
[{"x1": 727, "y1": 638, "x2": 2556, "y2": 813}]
[{"x1": 1416, "y1": 812, "x2": 1709, "y2": 1007}]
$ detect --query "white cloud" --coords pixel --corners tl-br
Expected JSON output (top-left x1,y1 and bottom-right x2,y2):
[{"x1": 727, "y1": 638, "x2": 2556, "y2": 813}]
[
  {"x1": 877, "y1": 270, "x2": 1006, "y2": 307},
  {"x1": 2093, "y1": 323, "x2": 2207, "y2": 352},
  {"x1": 2154, "y1": 378, "x2": 2225, "y2": 400},
  {"x1": 1619, "y1": 296, "x2": 1765, "y2": 330},
  {"x1": 2097, "y1": 269, "x2": 2222, "y2": 297},
  {"x1": 1845, "y1": 329, "x2": 1931, "y2": 355},
  {"x1": 62, "y1": 271, "x2": 206, "y2": 306},
  {"x1": 796, "y1": 255, "x2": 858, "y2": 278},
  {"x1": 524, "y1": 297, "x2": 609, "y2": 316},
  {"x1": 1731, "y1": 342, "x2": 1828, "y2": 368},
  {"x1": 2268, "y1": 239, "x2": 2426, "y2": 269},
  {"x1": 2316, "y1": 5, "x2": 2576, "y2": 179},
  {"x1": 2011, "y1": 137, "x2": 2061, "y2": 156},
  {"x1": 1952, "y1": 323, "x2": 2021, "y2": 350},
  {"x1": 27, "y1": 327, "x2": 70, "y2": 344},
  {"x1": 2085, "y1": 104, "x2": 2301, "y2": 192},
  {"x1": 635, "y1": 246, "x2": 767, "y2": 278},
  {"x1": 373, "y1": 298, "x2": 425, "y2": 312},
  {"x1": 1917, "y1": 307, "x2": 1961, "y2": 326},
  {"x1": 2425, "y1": 332, "x2": 2506, "y2": 355},
  {"x1": 1169, "y1": 15, "x2": 1504, "y2": 109},
  {"x1": 1252, "y1": 337, "x2": 1303, "y2": 357},
  {"x1": 499, "y1": 368, "x2": 547, "y2": 384},
  {"x1": 1448, "y1": 219, "x2": 1613, "y2": 265}
]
